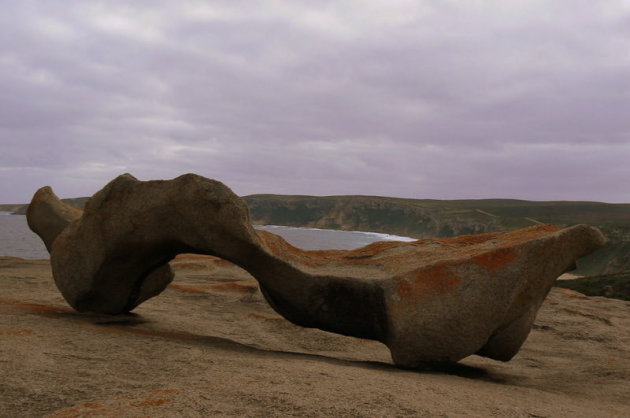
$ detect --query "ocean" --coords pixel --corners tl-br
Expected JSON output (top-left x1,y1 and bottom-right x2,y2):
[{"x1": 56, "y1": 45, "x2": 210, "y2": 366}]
[
  {"x1": 0, "y1": 212, "x2": 415, "y2": 259},
  {"x1": 0, "y1": 212, "x2": 48, "y2": 259},
  {"x1": 254, "y1": 225, "x2": 415, "y2": 250}
]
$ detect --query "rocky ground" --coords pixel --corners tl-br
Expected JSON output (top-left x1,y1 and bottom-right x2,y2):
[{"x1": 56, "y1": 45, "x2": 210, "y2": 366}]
[{"x1": 1, "y1": 255, "x2": 629, "y2": 417}]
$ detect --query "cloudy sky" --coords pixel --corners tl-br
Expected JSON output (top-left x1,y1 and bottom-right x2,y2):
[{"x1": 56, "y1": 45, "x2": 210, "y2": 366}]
[{"x1": 1, "y1": 0, "x2": 629, "y2": 203}]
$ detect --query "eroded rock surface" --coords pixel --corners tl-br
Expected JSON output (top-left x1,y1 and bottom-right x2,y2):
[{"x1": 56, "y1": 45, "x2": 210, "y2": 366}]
[
  {"x1": 27, "y1": 180, "x2": 175, "y2": 311},
  {"x1": 26, "y1": 186, "x2": 82, "y2": 252},
  {"x1": 26, "y1": 173, "x2": 607, "y2": 367}
]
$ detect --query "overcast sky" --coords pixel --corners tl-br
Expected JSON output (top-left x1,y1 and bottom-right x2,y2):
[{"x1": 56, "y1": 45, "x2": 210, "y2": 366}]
[{"x1": 1, "y1": 0, "x2": 629, "y2": 204}]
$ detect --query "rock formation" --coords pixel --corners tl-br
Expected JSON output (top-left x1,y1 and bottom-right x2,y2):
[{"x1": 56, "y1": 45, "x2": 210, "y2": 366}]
[
  {"x1": 27, "y1": 173, "x2": 607, "y2": 367},
  {"x1": 27, "y1": 182, "x2": 175, "y2": 309},
  {"x1": 26, "y1": 186, "x2": 82, "y2": 252}
]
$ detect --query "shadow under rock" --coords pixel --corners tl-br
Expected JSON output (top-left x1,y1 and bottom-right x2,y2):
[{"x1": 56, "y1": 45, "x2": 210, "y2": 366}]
[
  {"x1": 93, "y1": 317, "x2": 512, "y2": 383},
  {"x1": 91, "y1": 312, "x2": 149, "y2": 326},
  {"x1": 4, "y1": 296, "x2": 515, "y2": 382},
  {"x1": 424, "y1": 362, "x2": 516, "y2": 384}
]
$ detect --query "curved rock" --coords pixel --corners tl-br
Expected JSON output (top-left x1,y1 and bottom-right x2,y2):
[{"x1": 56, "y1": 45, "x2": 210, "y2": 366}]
[
  {"x1": 27, "y1": 174, "x2": 607, "y2": 367},
  {"x1": 27, "y1": 186, "x2": 82, "y2": 252},
  {"x1": 27, "y1": 181, "x2": 174, "y2": 309}
]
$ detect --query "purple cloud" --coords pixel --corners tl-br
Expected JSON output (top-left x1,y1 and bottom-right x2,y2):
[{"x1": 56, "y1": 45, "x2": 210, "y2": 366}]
[{"x1": 1, "y1": 1, "x2": 629, "y2": 203}]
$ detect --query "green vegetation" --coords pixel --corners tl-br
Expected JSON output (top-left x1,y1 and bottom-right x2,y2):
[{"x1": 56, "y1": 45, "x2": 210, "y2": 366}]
[{"x1": 555, "y1": 272, "x2": 630, "y2": 301}]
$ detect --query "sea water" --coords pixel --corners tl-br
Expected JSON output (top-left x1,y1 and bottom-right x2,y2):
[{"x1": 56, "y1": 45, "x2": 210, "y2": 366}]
[
  {"x1": 254, "y1": 225, "x2": 415, "y2": 250},
  {"x1": 0, "y1": 212, "x2": 49, "y2": 259},
  {"x1": 0, "y1": 213, "x2": 416, "y2": 259}
]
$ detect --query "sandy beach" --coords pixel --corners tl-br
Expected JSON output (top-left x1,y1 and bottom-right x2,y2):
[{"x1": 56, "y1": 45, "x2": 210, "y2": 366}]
[{"x1": 1, "y1": 255, "x2": 629, "y2": 417}]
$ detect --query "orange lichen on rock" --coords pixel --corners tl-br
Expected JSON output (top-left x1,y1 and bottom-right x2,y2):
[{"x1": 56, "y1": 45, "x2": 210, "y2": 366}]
[
  {"x1": 81, "y1": 402, "x2": 103, "y2": 408},
  {"x1": 48, "y1": 402, "x2": 108, "y2": 418},
  {"x1": 0, "y1": 327, "x2": 35, "y2": 336},
  {"x1": 472, "y1": 248, "x2": 519, "y2": 273},
  {"x1": 432, "y1": 233, "x2": 497, "y2": 246},
  {"x1": 396, "y1": 265, "x2": 461, "y2": 303},
  {"x1": 258, "y1": 225, "x2": 565, "y2": 277},
  {"x1": 48, "y1": 389, "x2": 179, "y2": 417},
  {"x1": 494, "y1": 224, "x2": 562, "y2": 246}
]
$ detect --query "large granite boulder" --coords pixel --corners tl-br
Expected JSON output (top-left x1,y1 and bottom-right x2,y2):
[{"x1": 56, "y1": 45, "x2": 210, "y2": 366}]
[
  {"x1": 27, "y1": 174, "x2": 607, "y2": 367},
  {"x1": 27, "y1": 180, "x2": 175, "y2": 310}
]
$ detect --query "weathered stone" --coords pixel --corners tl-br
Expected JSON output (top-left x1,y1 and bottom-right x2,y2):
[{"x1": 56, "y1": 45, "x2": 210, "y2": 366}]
[
  {"x1": 27, "y1": 173, "x2": 607, "y2": 367},
  {"x1": 27, "y1": 181, "x2": 175, "y2": 309},
  {"x1": 254, "y1": 224, "x2": 606, "y2": 367},
  {"x1": 26, "y1": 187, "x2": 82, "y2": 252}
]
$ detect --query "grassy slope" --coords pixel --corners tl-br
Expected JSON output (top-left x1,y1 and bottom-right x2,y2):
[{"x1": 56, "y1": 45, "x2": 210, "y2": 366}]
[{"x1": 245, "y1": 194, "x2": 630, "y2": 227}]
